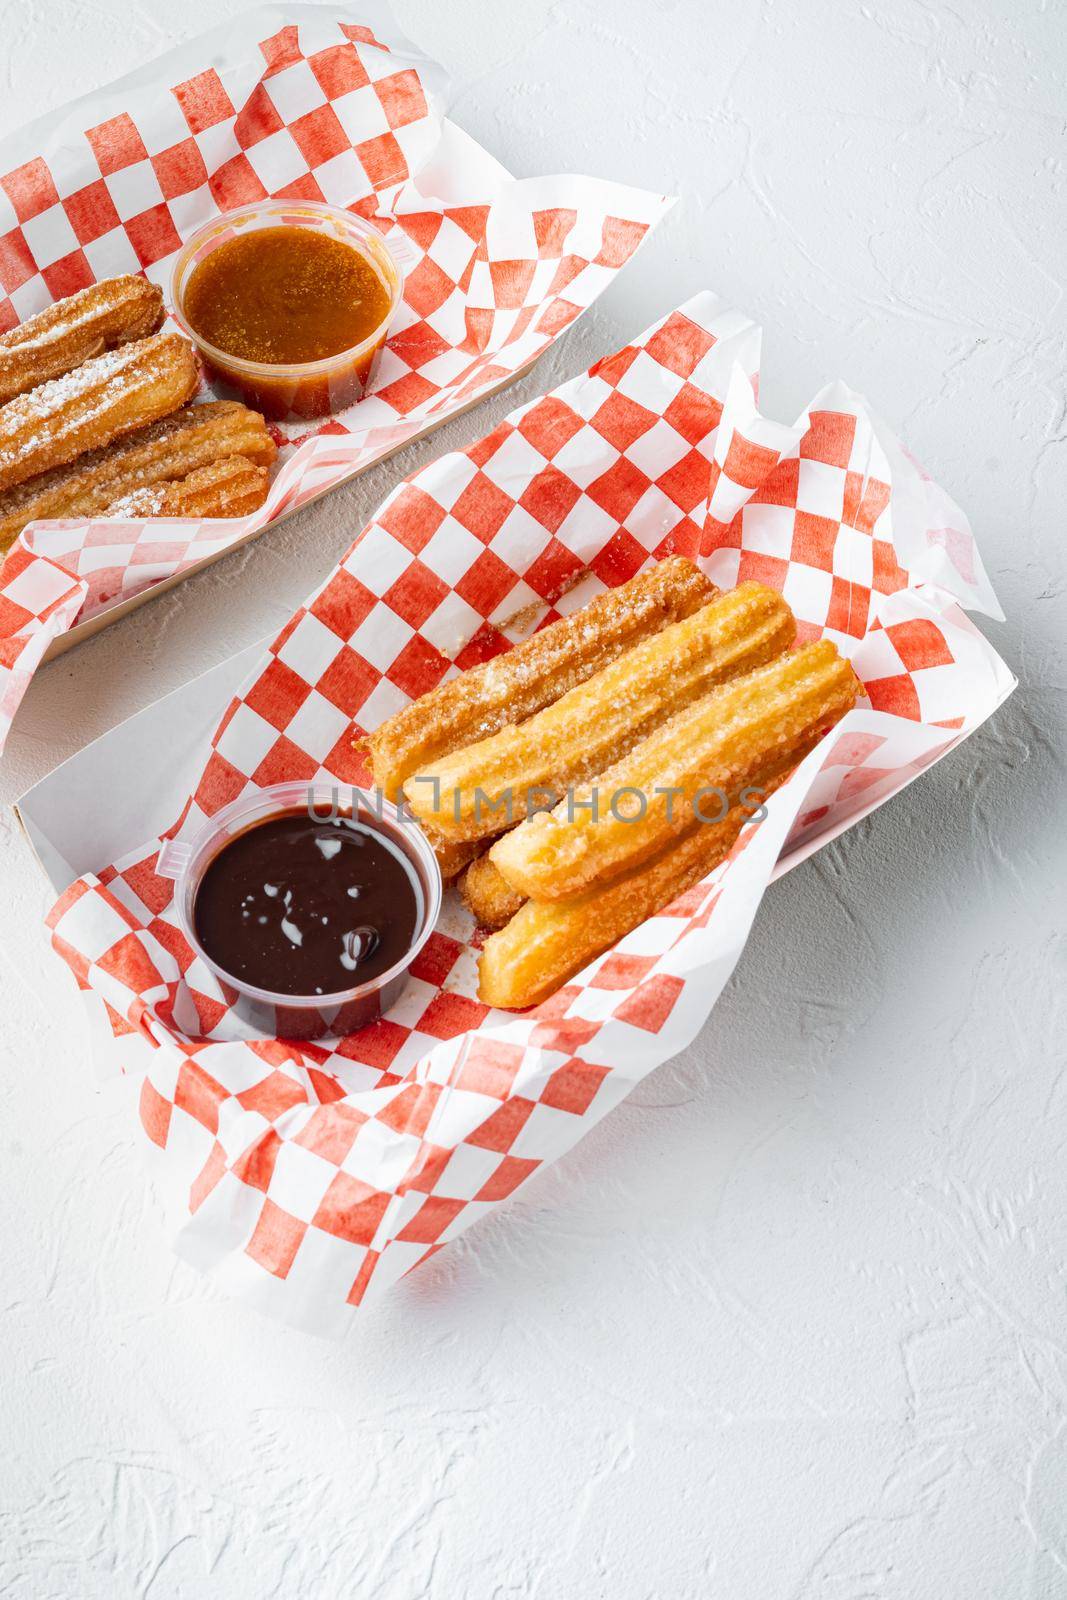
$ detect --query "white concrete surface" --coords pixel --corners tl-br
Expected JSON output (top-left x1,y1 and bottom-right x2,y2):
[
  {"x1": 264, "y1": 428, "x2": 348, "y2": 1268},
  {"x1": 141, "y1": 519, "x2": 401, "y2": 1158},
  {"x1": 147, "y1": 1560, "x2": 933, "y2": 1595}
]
[{"x1": 1, "y1": 2, "x2": 1065, "y2": 1595}]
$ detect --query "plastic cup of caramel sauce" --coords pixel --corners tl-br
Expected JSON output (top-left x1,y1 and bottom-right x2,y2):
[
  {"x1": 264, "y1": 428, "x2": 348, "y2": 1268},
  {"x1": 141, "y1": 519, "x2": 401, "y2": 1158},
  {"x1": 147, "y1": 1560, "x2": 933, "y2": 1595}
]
[
  {"x1": 170, "y1": 201, "x2": 403, "y2": 421},
  {"x1": 156, "y1": 782, "x2": 442, "y2": 1041}
]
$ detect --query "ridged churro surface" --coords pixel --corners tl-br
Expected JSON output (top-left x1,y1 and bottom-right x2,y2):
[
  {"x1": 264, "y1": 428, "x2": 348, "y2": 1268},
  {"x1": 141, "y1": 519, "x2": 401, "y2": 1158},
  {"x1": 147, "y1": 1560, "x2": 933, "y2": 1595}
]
[
  {"x1": 460, "y1": 854, "x2": 526, "y2": 929},
  {"x1": 0, "y1": 331, "x2": 199, "y2": 493},
  {"x1": 0, "y1": 275, "x2": 164, "y2": 406},
  {"x1": 478, "y1": 770, "x2": 799, "y2": 1009},
  {"x1": 426, "y1": 830, "x2": 483, "y2": 883},
  {"x1": 364, "y1": 556, "x2": 717, "y2": 800},
  {"x1": 0, "y1": 400, "x2": 274, "y2": 551},
  {"x1": 478, "y1": 811, "x2": 746, "y2": 1010},
  {"x1": 408, "y1": 582, "x2": 794, "y2": 842},
  {"x1": 490, "y1": 640, "x2": 861, "y2": 901},
  {"x1": 100, "y1": 454, "x2": 269, "y2": 520}
]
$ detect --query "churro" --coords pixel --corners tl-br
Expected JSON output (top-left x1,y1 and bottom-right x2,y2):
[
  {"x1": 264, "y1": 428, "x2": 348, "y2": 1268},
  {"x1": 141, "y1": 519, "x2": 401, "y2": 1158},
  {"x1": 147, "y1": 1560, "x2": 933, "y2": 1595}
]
[
  {"x1": 364, "y1": 555, "x2": 717, "y2": 800},
  {"x1": 489, "y1": 640, "x2": 861, "y2": 901},
  {"x1": 465, "y1": 737, "x2": 816, "y2": 940},
  {"x1": 460, "y1": 854, "x2": 526, "y2": 929},
  {"x1": 426, "y1": 830, "x2": 483, "y2": 883},
  {"x1": 0, "y1": 331, "x2": 199, "y2": 494},
  {"x1": 0, "y1": 275, "x2": 164, "y2": 405},
  {"x1": 0, "y1": 400, "x2": 275, "y2": 551},
  {"x1": 408, "y1": 582, "x2": 795, "y2": 842},
  {"x1": 100, "y1": 454, "x2": 270, "y2": 519},
  {"x1": 478, "y1": 797, "x2": 765, "y2": 1011}
]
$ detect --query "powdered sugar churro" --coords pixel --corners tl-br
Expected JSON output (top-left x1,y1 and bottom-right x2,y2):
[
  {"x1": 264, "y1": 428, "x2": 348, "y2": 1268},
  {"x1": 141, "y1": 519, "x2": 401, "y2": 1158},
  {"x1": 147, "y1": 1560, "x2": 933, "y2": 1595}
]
[
  {"x1": 408, "y1": 582, "x2": 794, "y2": 842},
  {"x1": 0, "y1": 275, "x2": 164, "y2": 406},
  {"x1": 100, "y1": 454, "x2": 269, "y2": 520},
  {"x1": 364, "y1": 556, "x2": 717, "y2": 800},
  {"x1": 0, "y1": 331, "x2": 199, "y2": 494},
  {"x1": 0, "y1": 400, "x2": 275, "y2": 551},
  {"x1": 489, "y1": 640, "x2": 861, "y2": 902}
]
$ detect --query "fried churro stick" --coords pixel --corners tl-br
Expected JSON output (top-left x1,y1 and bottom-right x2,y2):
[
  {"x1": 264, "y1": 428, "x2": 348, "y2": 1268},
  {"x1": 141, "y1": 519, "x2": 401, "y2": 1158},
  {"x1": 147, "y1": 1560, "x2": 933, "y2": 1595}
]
[
  {"x1": 0, "y1": 331, "x2": 199, "y2": 493},
  {"x1": 460, "y1": 853, "x2": 526, "y2": 930},
  {"x1": 467, "y1": 740, "x2": 813, "y2": 939},
  {"x1": 490, "y1": 640, "x2": 861, "y2": 901},
  {"x1": 0, "y1": 400, "x2": 275, "y2": 552},
  {"x1": 427, "y1": 830, "x2": 483, "y2": 883},
  {"x1": 477, "y1": 791, "x2": 780, "y2": 1010},
  {"x1": 99, "y1": 455, "x2": 270, "y2": 519},
  {"x1": 364, "y1": 555, "x2": 717, "y2": 800},
  {"x1": 408, "y1": 582, "x2": 795, "y2": 843},
  {"x1": 0, "y1": 275, "x2": 165, "y2": 405}
]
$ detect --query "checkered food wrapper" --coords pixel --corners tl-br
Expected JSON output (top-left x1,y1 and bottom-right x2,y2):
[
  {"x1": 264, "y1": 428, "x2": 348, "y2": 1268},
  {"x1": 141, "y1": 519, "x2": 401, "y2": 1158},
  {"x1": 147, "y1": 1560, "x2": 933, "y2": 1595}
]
[
  {"x1": 46, "y1": 291, "x2": 1014, "y2": 1334},
  {"x1": 0, "y1": 1, "x2": 669, "y2": 750}
]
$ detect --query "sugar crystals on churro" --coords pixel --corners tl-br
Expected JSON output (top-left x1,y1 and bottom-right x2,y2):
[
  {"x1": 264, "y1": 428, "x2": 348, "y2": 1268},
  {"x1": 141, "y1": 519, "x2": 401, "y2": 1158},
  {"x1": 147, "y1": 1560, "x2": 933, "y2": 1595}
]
[
  {"x1": 0, "y1": 276, "x2": 276, "y2": 552},
  {"x1": 363, "y1": 558, "x2": 861, "y2": 1009}
]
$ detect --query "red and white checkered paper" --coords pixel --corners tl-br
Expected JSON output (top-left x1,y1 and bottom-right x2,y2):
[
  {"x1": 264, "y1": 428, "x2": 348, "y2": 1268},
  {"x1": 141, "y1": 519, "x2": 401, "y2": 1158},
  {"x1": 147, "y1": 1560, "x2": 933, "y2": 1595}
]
[
  {"x1": 0, "y1": 2, "x2": 669, "y2": 750},
  {"x1": 45, "y1": 291, "x2": 1013, "y2": 1334}
]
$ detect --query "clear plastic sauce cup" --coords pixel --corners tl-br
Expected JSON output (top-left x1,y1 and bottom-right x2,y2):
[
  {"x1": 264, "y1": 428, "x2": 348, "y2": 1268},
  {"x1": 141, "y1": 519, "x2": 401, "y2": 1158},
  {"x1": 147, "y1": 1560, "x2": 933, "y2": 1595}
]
[
  {"x1": 156, "y1": 782, "x2": 442, "y2": 1041},
  {"x1": 170, "y1": 201, "x2": 404, "y2": 421}
]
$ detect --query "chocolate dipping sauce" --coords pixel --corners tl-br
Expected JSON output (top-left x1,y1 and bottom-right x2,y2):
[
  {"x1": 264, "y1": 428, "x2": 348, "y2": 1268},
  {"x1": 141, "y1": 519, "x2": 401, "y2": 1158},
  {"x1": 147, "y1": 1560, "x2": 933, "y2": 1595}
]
[{"x1": 193, "y1": 809, "x2": 420, "y2": 997}]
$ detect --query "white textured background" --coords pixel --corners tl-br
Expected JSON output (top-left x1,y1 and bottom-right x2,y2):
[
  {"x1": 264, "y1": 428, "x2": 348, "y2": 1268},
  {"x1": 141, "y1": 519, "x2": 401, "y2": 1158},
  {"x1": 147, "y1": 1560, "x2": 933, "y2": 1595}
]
[{"x1": 2, "y1": 2, "x2": 1066, "y2": 1595}]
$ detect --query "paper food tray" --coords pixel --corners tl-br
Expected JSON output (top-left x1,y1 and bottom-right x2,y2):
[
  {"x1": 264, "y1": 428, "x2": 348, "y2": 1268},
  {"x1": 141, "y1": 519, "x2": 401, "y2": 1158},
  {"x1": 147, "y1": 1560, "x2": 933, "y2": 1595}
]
[
  {"x1": 0, "y1": 2, "x2": 669, "y2": 751},
  {"x1": 21, "y1": 291, "x2": 1015, "y2": 1334}
]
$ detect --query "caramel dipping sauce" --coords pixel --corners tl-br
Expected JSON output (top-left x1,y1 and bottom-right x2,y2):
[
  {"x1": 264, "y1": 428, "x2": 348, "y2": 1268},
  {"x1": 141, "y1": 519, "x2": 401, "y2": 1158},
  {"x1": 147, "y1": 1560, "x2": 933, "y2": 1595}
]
[
  {"x1": 171, "y1": 202, "x2": 402, "y2": 420},
  {"x1": 184, "y1": 229, "x2": 392, "y2": 366}
]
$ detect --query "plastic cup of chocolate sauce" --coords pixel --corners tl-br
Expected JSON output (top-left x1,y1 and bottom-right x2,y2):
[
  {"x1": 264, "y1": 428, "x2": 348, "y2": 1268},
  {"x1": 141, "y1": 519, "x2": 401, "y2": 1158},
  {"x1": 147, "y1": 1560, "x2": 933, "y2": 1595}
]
[{"x1": 156, "y1": 782, "x2": 442, "y2": 1041}]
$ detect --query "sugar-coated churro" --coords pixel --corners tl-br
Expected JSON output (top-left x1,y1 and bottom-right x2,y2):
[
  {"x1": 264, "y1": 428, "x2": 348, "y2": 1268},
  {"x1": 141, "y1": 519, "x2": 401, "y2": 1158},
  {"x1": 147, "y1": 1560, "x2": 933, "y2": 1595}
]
[
  {"x1": 0, "y1": 275, "x2": 165, "y2": 405},
  {"x1": 460, "y1": 854, "x2": 526, "y2": 930},
  {"x1": 100, "y1": 454, "x2": 270, "y2": 520},
  {"x1": 431, "y1": 835, "x2": 483, "y2": 883},
  {"x1": 489, "y1": 640, "x2": 861, "y2": 901},
  {"x1": 464, "y1": 739, "x2": 815, "y2": 940},
  {"x1": 364, "y1": 555, "x2": 717, "y2": 800},
  {"x1": 0, "y1": 400, "x2": 275, "y2": 551},
  {"x1": 477, "y1": 797, "x2": 769, "y2": 1011},
  {"x1": 408, "y1": 582, "x2": 795, "y2": 842},
  {"x1": 0, "y1": 331, "x2": 199, "y2": 493}
]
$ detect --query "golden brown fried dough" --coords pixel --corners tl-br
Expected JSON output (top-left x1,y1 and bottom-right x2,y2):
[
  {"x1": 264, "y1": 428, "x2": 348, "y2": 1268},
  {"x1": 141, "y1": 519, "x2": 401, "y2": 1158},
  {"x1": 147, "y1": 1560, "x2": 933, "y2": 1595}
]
[
  {"x1": 489, "y1": 640, "x2": 861, "y2": 902},
  {"x1": 477, "y1": 809, "x2": 746, "y2": 1010},
  {"x1": 408, "y1": 582, "x2": 795, "y2": 842},
  {"x1": 0, "y1": 331, "x2": 199, "y2": 493},
  {"x1": 0, "y1": 400, "x2": 274, "y2": 551},
  {"x1": 427, "y1": 831, "x2": 484, "y2": 883},
  {"x1": 364, "y1": 555, "x2": 718, "y2": 801},
  {"x1": 477, "y1": 764, "x2": 806, "y2": 1010},
  {"x1": 0, "y1": 275, "x2": 164, "y2": 405},
  {"x1": 99, "y1": 454, "x2": 270, "y2": 519},
  {"x1": 459, "y1": 854, "x2": 526, "y2": 930}
]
